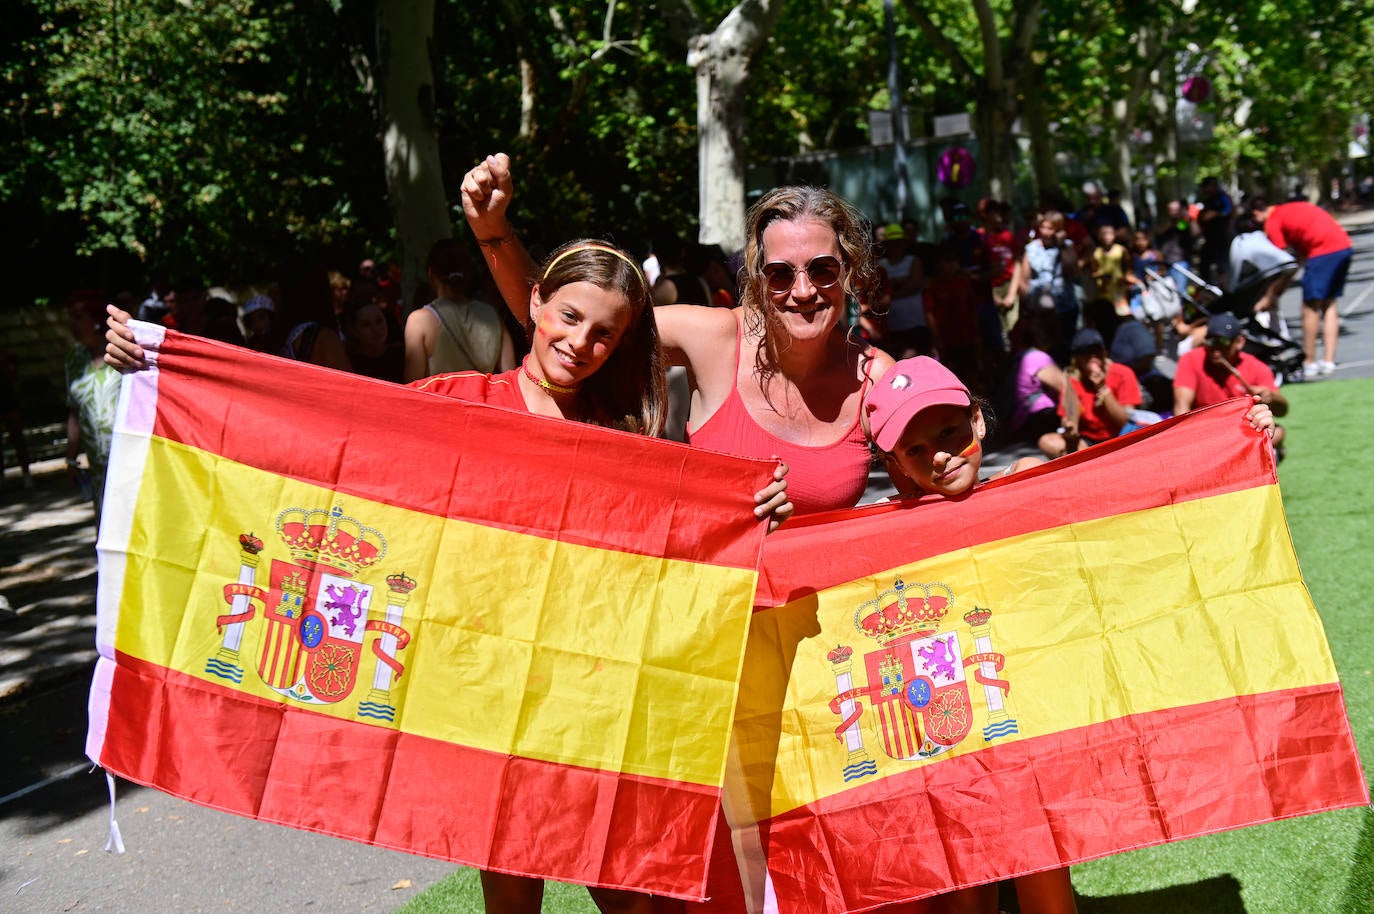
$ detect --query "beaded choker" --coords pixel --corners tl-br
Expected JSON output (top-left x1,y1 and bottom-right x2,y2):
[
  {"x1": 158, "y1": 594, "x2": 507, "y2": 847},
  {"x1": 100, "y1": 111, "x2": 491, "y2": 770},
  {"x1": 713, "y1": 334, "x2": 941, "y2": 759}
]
[{"x1": 521, "y1": 356, "x2": 579, "y2": 395}]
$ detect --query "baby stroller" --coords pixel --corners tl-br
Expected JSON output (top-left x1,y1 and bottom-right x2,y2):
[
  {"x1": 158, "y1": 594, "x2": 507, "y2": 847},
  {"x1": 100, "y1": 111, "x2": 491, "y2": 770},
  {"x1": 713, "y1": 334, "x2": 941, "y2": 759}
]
[{"x1": 1149, "y1": 233, "x2": 1305, "y2": 383}]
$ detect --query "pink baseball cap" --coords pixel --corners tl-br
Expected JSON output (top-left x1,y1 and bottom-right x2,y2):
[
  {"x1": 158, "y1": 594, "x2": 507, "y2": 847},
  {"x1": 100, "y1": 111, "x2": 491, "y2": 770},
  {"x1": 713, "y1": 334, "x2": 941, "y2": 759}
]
[{"x1": 865, "y1": 357, "x2": 972, "y2": 452}]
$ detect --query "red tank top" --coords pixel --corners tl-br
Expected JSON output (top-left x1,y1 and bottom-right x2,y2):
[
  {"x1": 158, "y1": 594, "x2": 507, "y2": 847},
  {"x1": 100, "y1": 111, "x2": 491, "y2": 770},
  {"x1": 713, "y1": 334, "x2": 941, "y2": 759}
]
[{"x1": 686, "y1": 321, "x2": 874, "y2": 515}]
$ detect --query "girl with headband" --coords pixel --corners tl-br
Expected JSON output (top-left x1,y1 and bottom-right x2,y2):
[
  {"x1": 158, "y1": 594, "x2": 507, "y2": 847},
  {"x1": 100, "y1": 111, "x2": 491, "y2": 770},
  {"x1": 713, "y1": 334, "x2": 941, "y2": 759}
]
[{"x1": 104, "y1": 239, "x2": 793, "y2": 914}]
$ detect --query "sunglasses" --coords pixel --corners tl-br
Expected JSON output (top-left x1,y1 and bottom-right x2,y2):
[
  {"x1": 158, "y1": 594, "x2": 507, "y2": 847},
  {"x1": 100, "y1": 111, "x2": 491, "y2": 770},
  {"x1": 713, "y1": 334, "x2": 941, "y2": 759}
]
[
  {"x1": 1205, "y1": 335, "x2": 1236, "y2": 348},
  {"x1": 761, "y1": 255, "x2": 844, "y2": 294}
]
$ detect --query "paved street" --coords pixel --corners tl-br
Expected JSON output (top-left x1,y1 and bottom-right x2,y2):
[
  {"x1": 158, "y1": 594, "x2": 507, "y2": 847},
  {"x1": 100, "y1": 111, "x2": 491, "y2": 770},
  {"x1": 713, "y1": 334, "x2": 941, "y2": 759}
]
[{"x1": 3, "y1": 207, "x2": 1373, "y2": 913}]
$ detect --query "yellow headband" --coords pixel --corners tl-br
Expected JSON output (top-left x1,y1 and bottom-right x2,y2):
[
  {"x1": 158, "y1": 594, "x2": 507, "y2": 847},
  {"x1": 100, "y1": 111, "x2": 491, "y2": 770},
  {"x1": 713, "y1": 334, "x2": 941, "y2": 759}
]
[{"x1": 542, "y1": 243, "x2": 646, "y2": 286}]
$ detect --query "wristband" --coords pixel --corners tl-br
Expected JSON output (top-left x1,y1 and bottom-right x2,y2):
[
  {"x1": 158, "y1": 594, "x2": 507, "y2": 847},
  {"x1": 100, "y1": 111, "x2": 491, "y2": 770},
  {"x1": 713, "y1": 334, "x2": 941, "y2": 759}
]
[{"x1": 477, "y1": 228, "x2": 516, "y2": 250}]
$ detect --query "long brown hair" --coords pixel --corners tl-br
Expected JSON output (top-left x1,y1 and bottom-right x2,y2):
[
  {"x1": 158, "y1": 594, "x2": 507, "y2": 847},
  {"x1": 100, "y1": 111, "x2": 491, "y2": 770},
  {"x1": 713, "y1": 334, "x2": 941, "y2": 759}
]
[{"x1": 533, "y1": 240, "x2": 666, "y2": 437}]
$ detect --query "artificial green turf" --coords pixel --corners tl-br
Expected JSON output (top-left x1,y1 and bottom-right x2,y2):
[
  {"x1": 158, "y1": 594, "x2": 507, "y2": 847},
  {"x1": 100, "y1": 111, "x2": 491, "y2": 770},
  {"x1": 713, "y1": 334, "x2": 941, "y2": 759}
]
[
  {"x1": 396, "y1": 866, "x2": 596, "y2": 913},
  {"x1": 399, "y1": 381, "x2": 1374, "y2": 914},
  {"x1": 1070, "y1": 378, "x2": 1374, "y2": 914}
]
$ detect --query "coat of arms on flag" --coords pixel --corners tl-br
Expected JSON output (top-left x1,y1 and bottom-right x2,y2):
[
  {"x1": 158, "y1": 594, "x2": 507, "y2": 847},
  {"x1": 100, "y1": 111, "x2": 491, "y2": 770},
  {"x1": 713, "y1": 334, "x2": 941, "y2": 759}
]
[
  {"x1": 829, "y1": 579, "x2": 1013, "y2": 779},
  {"x1": 207, "y1": 505, "x2": 414, "y2": 721}
]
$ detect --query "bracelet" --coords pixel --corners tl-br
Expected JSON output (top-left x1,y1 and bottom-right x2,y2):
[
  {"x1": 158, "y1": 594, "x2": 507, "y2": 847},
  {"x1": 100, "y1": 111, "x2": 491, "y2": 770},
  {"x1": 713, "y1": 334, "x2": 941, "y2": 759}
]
[{"x1": 477, "y1": 228, "x2": 516, "y2": 250}]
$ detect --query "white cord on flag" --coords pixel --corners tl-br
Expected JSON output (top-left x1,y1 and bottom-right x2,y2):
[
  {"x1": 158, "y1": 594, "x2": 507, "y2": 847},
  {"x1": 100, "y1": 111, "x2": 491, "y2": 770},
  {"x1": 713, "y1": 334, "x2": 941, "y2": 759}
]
[{"x1": 103, "y1": 771, "x2": 125, "y2": 855}]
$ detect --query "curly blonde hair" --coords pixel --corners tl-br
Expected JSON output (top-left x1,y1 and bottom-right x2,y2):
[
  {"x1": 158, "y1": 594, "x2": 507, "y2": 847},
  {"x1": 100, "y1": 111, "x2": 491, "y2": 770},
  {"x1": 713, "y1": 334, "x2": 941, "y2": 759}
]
[{"x1": 737, "y1": 186, "x2": 878, "y2": 378}]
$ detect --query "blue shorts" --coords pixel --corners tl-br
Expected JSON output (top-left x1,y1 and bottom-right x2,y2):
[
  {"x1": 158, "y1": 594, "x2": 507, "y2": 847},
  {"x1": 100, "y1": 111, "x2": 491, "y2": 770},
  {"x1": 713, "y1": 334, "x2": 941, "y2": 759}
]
[{"x1": 1301, "y1": 247, "x2": 1353, "y2": 301}]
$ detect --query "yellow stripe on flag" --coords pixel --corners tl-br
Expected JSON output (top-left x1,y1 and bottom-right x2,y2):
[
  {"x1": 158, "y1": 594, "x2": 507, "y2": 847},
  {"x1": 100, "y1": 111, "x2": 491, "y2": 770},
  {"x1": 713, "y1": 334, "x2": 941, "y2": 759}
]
[
  {"x1": 732, "y1": 482, "x2": 1336, "y2": 820},
  {"x1": 116, "y1": 436, "x2": 756, "y2": 786}
]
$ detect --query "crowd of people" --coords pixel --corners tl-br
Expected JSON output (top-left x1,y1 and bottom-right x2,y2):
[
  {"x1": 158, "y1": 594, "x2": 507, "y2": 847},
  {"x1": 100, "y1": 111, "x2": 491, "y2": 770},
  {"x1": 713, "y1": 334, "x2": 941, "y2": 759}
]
[
  {"x1": 64, "y1": 155, "x2": 1307, "y2": 914},
  {"x1": 842, "y1": 177, "x2": 1355, "y2": 464}
]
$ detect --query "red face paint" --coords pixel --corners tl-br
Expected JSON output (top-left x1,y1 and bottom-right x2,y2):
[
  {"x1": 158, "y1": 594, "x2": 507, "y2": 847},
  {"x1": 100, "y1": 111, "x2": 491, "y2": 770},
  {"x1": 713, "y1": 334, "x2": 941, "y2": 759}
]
[{"x1": 957, "y1": 437, "x2": 981, "y2": 459}]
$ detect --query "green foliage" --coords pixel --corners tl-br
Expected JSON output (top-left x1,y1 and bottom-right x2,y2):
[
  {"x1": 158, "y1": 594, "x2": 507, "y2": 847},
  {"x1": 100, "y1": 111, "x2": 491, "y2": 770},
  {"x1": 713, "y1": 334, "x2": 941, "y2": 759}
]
[
  {"x1": 7, "y1": 0, "x2": 1371, "y2": 297},
  {"x1": 750, "y1": 2, "x2": 889, "y2": 155},
  {"x1": 5, "y1": 0, "x2": 386, "y2": 289},
  {"x1": 1201, "y1": 0, "x2": 1374, "y2": 182}
]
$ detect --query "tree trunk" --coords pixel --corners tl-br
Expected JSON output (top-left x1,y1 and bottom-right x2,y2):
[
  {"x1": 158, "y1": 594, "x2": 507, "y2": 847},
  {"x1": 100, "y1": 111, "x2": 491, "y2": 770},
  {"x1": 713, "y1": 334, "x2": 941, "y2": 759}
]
[
  {"x1": 972, "y1": 92, "x2": 1015, "y2": 202},
  {"x1": 1021, "y1": 65, "x2": 1058, "y2": 200},
  {"x1": 1107, "y1": 97, "x2": 1135, "y2": 226},
  {"x1": 1148, "y1": 70, "x2": 1180, "y2": 209},
  {"x1": 376, "y1": 0, "x2": 451, "y2": 309},
  {"x1": 689, "y1": 36, "x2": 748, "y2": 252},
  {"x1": 686, "y1": 0, "x2": 783, "y2": 254}
]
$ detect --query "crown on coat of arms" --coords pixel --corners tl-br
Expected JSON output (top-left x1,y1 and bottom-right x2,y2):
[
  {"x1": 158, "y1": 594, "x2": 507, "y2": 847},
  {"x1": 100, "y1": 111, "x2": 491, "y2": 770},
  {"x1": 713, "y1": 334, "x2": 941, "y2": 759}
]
[
  {"x1": 386, "y1": 572, "x2": 417, "y2": 594},
  {"x1": 275, "y1": 504, "x2": 387, "y2": 575},
  {"x1": 854, "y1": 579, "x2": 954, "y2": 643},
  {"x1": 963, "y1": 607, "x2": 992, "y2": 627}
]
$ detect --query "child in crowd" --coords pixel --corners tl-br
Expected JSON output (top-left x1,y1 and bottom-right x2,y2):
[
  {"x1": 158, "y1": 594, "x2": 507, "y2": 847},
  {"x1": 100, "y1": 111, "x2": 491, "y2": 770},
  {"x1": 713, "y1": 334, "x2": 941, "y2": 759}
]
[
  {"x1": 1090, "y1": 224, "x2": 1130, "y2": 316},
  {"x1": 1042, "y1": 328, "x2": 1142, "y2": 456},
  {"x1": 923, "y1": 240, "x2": 982, "y2": 389},
  {"x1": 1125, "y1": 230, "x2": 1163, "y2": 322},
  {"x1": 240, "y1": 295, "x2": 277, "y2": 352},
  {"x1": 867, "y1": 355, "x2": 1043, "y2": 498},
  {"x1": 105, "y1": 239, "x2": 793, "y2": 914}
]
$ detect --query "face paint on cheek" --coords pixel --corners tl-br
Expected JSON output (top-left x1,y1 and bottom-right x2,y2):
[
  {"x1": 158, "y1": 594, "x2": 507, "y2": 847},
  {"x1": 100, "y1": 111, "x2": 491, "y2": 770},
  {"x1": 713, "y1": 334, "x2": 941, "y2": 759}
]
[
  {"x1": 957, "y1": 437, "x2": 981, "y2": 459},
  {"x1": 534, "y1": 313, "x2": 555, "y2": 339}
]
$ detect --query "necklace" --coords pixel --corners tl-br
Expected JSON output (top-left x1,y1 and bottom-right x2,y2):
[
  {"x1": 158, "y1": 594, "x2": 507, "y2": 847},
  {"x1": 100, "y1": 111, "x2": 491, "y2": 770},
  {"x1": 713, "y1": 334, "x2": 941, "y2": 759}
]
[{"x1": 521, "y1": 356, "x2": 579, "y2": 395}]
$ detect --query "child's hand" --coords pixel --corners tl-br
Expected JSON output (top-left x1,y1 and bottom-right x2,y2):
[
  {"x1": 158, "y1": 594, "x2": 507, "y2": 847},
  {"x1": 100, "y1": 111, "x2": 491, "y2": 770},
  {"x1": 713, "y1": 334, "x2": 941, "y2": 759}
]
[
  {"x1": 105, "y1": 303, "x2": 147, "y2": 372},
  {"x1": 1084, "y1": 357, "x2": 1107, "y2": 388},
  {"x1": 755, "y1": 460, "x2": 794, "y2": 534},
  {"x1": 460, "y1": 153, "x2": 514, "y2": 239},
  {"x1": 1246, "y1": 396, "x2": 1276, "y2": 438}
]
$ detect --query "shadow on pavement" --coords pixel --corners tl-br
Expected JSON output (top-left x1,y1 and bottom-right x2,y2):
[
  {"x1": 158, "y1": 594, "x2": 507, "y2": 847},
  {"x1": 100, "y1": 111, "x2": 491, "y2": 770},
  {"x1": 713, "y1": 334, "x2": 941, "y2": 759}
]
[{"x1": 1, "y1": 469, "x2": 99, "y2": 700}]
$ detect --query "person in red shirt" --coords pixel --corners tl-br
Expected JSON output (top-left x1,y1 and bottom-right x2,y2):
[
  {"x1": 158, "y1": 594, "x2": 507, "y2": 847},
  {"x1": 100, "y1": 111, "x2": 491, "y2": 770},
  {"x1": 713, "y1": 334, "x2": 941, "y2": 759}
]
[
  {"x1": 924, "y1": 240, "x2": 981, "y2": 387},
  {"x1": 1174, "y1": 312, "x2": 1287, "y2": 449},
  {"x1": 1250, "y1": 198, "x2": 1353, "y2": 376},
  {"x1": 979, "y1": 197, "x2": 1021, "y2": 339},
  {"x1": 1044, "y1": 327, "x2": 1142, "y2": 455}
]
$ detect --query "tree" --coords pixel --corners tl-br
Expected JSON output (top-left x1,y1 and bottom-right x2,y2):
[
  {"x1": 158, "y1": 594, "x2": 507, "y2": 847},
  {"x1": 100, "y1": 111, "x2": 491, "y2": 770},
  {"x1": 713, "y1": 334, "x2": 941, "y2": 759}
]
[
  {"x1": 372, "y1": 0, "x2": 450, "y2": 306},
  {"x1": 661, "y1": 0, "x2": 785, "y2": 252},
  {"x1": 900, "y1": 0, "x2": 1043, "y2": 202},
  {"x1": 6, "y1": 0, "x2": 387, "y2": 290}
]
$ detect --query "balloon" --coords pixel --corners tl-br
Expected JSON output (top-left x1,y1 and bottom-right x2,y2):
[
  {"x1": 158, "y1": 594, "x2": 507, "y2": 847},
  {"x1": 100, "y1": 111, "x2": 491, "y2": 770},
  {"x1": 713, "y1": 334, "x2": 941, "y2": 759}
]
[{"x1": 938, "y1": 146, "x2": 976, "y2": 188}]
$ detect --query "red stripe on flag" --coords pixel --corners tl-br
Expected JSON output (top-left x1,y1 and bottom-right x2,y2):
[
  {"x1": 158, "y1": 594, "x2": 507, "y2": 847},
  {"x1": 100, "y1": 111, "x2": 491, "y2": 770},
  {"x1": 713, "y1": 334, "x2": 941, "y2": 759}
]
[
  {"x1": 97, "y1": 653, "x2": 719, "y2": 900},
  {"x1": 143, "y1": 331, "x2": 769, "y2": 570},
  {"x1": 756, "y1": 400, "x2": 1275, "y2": 607},
  {"x1": 700, "y1": 684, "x2": 1367, "y2": 913}
]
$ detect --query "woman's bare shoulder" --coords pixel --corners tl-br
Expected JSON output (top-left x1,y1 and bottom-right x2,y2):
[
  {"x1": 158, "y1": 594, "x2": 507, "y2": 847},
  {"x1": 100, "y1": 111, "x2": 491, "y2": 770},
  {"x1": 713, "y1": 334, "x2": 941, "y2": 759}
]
[{"x1": 860, "y1": 342, "x2": 895, "y2": 379}]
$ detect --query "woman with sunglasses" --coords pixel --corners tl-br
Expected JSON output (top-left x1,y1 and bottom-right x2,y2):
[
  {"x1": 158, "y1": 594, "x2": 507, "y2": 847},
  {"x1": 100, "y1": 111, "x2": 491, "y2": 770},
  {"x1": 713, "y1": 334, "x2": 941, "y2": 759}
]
[{"x1": 463, "y1": 154, "x2": 894, "y2": 518}]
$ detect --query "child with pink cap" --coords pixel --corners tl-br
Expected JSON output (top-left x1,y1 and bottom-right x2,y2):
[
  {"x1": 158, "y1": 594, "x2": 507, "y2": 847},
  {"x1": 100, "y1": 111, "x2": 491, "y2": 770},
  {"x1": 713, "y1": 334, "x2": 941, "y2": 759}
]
[{"x1": 864, "y1": 356, "x2": 1043, "y2": 499}]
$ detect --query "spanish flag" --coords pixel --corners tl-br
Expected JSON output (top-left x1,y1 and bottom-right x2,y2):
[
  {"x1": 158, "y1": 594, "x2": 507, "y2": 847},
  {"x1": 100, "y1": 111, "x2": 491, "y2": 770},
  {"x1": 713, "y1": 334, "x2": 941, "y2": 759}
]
[
  {"x1": 85, "y1": 324, "x2": 773, "y2": 900},
  {"x1": 707, "y1": 400, "x2": 1368, "y2": 913}
]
